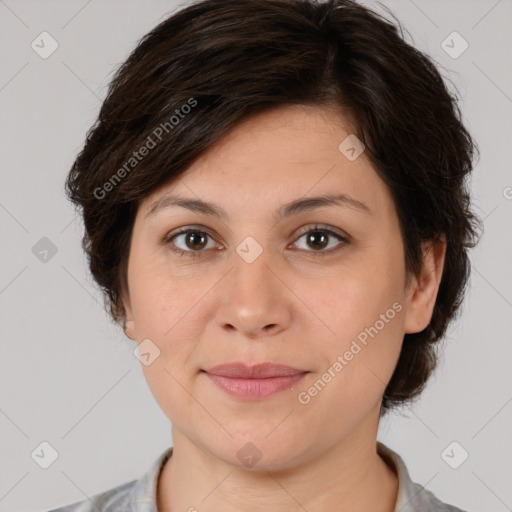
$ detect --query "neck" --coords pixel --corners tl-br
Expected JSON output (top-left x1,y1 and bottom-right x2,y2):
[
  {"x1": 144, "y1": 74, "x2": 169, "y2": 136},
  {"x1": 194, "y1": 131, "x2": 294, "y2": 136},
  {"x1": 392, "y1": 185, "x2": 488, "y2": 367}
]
[{"x1": 157, "y1": 415, "x2": 398, "y2": 512}]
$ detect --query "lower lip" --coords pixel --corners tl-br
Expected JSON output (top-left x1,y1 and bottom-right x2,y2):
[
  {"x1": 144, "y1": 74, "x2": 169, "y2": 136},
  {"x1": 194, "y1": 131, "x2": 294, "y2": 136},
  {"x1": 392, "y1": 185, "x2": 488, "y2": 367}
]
[{"x1": 203, "y1": 371, "x2": 307, "y2": 400}]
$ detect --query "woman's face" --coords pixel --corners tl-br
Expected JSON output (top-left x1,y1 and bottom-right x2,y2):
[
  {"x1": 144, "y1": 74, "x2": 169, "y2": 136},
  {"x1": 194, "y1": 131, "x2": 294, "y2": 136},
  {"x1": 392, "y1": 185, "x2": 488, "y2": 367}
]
[{"x1": 122, "y1": 104, "x2": 442, "y2": 469}]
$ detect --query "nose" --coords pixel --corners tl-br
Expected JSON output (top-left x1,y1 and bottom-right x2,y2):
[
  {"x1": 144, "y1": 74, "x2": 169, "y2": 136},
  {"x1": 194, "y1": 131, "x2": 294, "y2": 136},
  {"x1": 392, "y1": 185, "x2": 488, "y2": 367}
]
[{"x1": 214, "y1": 247, "x2": 293, "y2": 339}]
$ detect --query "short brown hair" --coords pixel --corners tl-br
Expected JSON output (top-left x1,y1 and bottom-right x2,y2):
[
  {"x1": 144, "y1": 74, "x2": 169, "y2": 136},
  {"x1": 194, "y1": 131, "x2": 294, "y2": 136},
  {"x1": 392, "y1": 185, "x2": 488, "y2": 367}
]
[{"x1": 65, "y1": 0, "x2": 482, "y2": 416}]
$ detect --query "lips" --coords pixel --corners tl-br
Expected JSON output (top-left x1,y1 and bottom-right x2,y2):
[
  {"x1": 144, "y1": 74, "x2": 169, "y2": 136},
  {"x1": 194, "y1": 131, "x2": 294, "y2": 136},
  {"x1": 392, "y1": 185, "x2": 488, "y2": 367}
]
[
  {"x1": 202, "y1": 362, "x2": 308, "y2": 400},
  {"x1": 203, "y1": 362, "x2": 307, "y2": 378}
]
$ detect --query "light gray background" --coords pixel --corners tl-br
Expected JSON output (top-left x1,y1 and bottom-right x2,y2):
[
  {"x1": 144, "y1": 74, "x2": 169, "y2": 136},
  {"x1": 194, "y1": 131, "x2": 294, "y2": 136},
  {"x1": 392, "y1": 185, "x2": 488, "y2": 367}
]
[{"x1": 1, "y1": 0, "x2": 511, "y2": 510}]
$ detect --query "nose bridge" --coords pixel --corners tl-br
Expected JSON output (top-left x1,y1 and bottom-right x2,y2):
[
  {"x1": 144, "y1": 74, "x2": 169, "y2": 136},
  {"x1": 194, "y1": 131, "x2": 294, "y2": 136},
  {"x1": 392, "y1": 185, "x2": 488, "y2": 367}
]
[
  {"x1": 231, "y1": 234, "x2": 280, "y2": 301},
  {"x1": 214, "y1": 234, "x2": 291, "y2": 336}
]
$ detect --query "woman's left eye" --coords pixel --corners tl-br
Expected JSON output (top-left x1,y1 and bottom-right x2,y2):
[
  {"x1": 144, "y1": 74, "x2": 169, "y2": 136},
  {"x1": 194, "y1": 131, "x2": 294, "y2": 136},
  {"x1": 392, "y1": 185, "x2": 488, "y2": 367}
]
[
  {"x1": 163, "y1": 225, "x2": 349, "y2": 258},
  {"x1": 292, "y1": 226, "x2": 349, "y2": 254}
]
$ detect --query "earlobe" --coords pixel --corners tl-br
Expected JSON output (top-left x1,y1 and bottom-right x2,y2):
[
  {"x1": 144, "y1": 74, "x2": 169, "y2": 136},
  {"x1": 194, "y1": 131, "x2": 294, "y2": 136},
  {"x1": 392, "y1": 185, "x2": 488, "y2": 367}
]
[
  {"x1": 124, "y1": 318, "x2": 136, "y2": 340},
  {"x1": 121, "y1": 287, "x2": 136, "y2": 340},
  {"x1": 403, "y1": 236, "x2": 447, "y2": 334}
]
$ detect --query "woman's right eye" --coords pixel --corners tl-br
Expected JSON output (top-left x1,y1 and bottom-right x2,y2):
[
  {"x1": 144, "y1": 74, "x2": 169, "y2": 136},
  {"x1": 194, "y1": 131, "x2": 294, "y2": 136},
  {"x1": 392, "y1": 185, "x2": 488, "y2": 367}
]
[{"x1": 163, "y1": 229, "x2": 217, "y2": 258}]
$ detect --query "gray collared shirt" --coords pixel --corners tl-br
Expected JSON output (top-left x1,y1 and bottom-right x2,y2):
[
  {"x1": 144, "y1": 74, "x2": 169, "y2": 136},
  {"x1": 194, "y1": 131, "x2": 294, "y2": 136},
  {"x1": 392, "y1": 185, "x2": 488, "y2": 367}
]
[{"x1": 47, "y1": 442, "x2": 467, "y2": 511}]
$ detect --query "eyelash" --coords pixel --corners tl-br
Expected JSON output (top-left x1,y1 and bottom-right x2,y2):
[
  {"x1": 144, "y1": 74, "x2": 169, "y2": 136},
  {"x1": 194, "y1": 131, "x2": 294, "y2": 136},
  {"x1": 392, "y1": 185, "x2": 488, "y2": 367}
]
[{"x1": 162, "y1": 224, "x2": 350, "y2": 259}]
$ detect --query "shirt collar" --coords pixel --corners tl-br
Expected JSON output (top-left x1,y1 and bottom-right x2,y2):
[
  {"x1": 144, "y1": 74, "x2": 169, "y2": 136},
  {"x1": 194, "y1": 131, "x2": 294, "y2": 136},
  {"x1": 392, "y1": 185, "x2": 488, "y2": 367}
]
[
  {"x1": 126, "y1": 446, "x2": 173, "y2": 512},
  {"x1": 377, "y1": 441, "x2": 452, "y2": 511}
]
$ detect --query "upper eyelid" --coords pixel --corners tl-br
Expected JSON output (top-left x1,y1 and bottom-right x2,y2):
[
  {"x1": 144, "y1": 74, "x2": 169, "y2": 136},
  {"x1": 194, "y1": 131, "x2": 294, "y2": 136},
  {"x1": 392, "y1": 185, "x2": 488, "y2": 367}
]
[{"x1": 168, "y1": 223, "x2": 347, "y2": 238}]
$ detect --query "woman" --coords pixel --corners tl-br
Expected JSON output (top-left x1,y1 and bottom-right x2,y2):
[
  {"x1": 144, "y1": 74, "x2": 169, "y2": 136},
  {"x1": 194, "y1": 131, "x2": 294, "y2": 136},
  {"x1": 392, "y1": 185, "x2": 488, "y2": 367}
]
[{"x1": 49, "y1": 0, "x2": 480, "y2": 510}]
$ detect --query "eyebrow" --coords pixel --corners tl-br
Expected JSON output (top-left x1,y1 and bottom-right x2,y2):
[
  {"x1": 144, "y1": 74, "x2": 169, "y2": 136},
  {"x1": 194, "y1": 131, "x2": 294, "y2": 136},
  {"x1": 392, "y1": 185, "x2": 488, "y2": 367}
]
[{"x1": 145, "y1": 193, "x2": 372, "y2": 222}]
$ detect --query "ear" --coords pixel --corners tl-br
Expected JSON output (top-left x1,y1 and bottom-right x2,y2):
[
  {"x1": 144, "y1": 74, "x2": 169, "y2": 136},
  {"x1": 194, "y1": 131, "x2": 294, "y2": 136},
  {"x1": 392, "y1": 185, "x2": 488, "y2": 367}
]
[
  {"x1": 121, "y1": 285, "x2": 136, "y2": 341},
  {"x1": 403, "y1": 235, "x2": 447, "y2": 334}
]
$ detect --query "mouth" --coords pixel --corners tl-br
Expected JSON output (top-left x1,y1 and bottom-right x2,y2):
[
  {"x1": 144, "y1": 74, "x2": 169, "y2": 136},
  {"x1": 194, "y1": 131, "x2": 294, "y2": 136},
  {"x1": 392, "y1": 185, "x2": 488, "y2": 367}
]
[
  {"x1": 201, "y1": 362, "x2": 308, "y2": 400},
  {"x1": 203, "y1": 362, "x2": 307, "y2": 378}
]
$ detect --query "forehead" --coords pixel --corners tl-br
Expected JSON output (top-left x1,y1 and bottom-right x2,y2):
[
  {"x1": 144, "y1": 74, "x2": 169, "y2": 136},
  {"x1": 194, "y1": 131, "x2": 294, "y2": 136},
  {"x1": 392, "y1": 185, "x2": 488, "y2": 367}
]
[{"x1": 139, "y1": 104, "x2": 391, "y2": 220}]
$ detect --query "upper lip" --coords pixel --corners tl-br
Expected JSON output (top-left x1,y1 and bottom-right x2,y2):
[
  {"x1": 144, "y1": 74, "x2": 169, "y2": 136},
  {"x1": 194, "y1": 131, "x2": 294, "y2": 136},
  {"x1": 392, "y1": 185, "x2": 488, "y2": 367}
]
[{"x1": 203, "y1": 362, "x2": 307, "y2": 378}]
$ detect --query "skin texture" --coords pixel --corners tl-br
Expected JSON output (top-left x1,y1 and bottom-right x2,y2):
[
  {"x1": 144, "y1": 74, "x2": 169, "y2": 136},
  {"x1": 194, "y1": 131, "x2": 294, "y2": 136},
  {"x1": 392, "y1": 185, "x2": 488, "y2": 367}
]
[{"x1": 122, "y1": 104, "x2": 446, "y2": 512}]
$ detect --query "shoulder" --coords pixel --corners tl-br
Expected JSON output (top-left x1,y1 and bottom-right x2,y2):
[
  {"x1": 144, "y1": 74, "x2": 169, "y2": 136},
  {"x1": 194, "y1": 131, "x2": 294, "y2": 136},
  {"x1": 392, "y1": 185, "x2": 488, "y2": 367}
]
[
  {"x1": 46, "y1": 479, "x2": 137, "y2": 512},
  {"x1": 405, "y1": 479, "x2": 467, "y2": 512},
  {"x1": 46, "y1": 446, "x2": 173, "y2": 512},
  {"x1": 377, "y1": 442, "x2": 468, "y2": 512}
]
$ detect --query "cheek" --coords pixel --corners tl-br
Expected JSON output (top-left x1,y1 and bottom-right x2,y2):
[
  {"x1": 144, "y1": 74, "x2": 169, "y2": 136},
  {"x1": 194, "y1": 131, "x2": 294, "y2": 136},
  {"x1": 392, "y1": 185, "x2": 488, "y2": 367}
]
[
  {"x1": 296, "y1": 299, "x2": 404, "y2": 439},
  {"x1": 133, "y1": 271, "x2": 202, "y2": 426},
  {"x1": 129, "y1": 256, "x2": 190, "y2": 336},
  {"x1": 303, "y1": 244, "x2": 405, "y2": 399},
  {"x1": 300, "y1": 248, "x2": 404, "y2": 343},
  {"x1": 129, "y1": 262, "x2": 209, "y2": 387}
]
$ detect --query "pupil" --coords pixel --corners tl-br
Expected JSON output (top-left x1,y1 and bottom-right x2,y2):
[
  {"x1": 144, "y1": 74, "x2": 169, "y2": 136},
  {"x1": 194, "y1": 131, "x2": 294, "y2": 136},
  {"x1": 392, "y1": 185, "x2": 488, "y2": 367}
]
[
  {"x1": 188, "y1": 232, "x2": 206, "y2": 250},
  {"x1": 308, "y1": 231, "x2": 328, "y2": 250}
]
